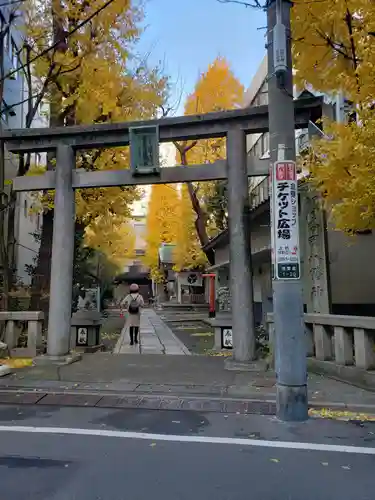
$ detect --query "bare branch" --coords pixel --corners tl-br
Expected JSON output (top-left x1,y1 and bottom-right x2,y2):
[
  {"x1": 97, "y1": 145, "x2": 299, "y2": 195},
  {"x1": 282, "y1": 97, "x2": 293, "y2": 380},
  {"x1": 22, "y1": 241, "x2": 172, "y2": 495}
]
[{"x1": 217, "y1": 0, "x2": 265, "y2": 8}]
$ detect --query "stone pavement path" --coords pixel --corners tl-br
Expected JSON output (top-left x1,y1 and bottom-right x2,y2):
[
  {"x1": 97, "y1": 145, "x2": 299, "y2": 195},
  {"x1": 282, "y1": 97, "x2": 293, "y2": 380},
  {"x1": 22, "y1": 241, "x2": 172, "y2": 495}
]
[{"x1": 114, "y1": 309, "x2": 190, "y2": 355}]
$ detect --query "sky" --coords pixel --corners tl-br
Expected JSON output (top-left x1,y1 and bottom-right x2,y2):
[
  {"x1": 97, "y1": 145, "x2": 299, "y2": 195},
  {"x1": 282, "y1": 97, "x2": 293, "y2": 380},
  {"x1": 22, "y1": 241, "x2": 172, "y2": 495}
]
[{"x1": 136, "y1": 0, "x2": 267, "y2": 115}]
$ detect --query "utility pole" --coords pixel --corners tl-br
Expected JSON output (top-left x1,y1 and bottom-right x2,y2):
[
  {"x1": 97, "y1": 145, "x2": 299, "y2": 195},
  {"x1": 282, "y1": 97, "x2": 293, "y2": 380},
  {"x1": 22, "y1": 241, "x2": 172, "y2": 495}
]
[{"x1": 267, "y1": 0, "x2": 308, "y2": 421}]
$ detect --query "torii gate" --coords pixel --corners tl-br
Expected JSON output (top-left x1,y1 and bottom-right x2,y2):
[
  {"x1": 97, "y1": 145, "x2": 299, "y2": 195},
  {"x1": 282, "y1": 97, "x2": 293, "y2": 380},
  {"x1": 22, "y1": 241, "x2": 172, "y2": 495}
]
[{"x1": 3, "y1": 96, "x2": 322, "y2": 364}]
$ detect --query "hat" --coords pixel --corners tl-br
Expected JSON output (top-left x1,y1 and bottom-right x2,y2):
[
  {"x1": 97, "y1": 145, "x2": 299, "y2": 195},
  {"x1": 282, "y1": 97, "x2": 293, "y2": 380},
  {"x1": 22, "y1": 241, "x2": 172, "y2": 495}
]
[{"x1": 129, "y1": 283, "x2": 139, "y2": 293}]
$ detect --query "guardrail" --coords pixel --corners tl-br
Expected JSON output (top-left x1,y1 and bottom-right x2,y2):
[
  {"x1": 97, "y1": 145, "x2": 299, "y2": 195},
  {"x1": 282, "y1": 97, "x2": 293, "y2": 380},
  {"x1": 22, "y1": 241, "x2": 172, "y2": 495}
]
[
  {"x1": 266, "y1": 313, "x2": 375, "y2": 370},
  {"x1": 1, "y1": 311, "x2": 44, "y2": 358}
]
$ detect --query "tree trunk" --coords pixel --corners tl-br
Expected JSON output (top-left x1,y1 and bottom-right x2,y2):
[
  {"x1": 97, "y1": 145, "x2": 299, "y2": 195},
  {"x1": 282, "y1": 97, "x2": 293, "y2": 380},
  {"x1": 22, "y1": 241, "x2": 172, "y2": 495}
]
[
  {"x1": 0, "y1": 142, "x2": 9, "y2": 312},
  {"x1": 29, "y1": 0, "x2": 66, "y2": 313},
  {"x1": 29, "y1": 209, "x2": 54, "y2": 314},
  {"x1": 178, "y1": 147, "x2": 215, "y2": 266},
  {"x1": 0, "y1": 30, "x2": 9, "y2": 313}
]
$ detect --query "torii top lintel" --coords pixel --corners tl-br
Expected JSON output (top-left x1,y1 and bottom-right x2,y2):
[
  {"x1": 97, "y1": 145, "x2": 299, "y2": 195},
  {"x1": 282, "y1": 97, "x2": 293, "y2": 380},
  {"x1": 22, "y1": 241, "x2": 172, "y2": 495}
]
[{"x1": 2, "y1": 96, "x2": 323, "y2": 153}]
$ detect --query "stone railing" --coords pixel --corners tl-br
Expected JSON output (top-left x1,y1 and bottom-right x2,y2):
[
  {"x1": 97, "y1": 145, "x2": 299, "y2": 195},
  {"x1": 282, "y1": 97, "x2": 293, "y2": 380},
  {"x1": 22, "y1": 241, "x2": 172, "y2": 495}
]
[
  {"x1": 266, "y1": 312, "x2": 375, "y2": 375},
  {"x1": 1, "y1": 311, "x2": 44, "y2": 358}
]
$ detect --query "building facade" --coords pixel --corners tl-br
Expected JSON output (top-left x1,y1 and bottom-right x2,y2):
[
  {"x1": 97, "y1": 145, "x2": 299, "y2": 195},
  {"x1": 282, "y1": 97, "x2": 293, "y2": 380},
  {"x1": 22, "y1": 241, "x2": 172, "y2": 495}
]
[
  {"x1": 1, "y1": 3, "x2": 47, "y2": 287},
  {"x1": 114, "y1": 201, "x2": 152, "y2": 301},
  {"x1": 208, "y1": 54, "x2": 375, "y2": 338}
]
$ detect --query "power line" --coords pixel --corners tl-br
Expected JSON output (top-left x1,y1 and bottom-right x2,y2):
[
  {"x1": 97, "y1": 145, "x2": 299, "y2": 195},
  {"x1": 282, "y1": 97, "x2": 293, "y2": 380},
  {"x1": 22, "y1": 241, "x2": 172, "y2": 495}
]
[
  {"x1": 0, "y1": 90, "x2": 42, "y2": 116},
  {"x1": 0, "y1": 0, "x2": 26, "y2": 8},
  {"x1": 0, "y1": 0, "x2": 117, "y2": 84}
]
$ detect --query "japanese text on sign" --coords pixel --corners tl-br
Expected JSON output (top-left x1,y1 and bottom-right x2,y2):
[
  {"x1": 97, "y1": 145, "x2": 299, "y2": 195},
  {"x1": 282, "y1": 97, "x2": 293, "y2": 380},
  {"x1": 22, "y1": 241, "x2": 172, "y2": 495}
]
[{"x1": 272, "y1": 161, "x2": 301, "y2": 280}]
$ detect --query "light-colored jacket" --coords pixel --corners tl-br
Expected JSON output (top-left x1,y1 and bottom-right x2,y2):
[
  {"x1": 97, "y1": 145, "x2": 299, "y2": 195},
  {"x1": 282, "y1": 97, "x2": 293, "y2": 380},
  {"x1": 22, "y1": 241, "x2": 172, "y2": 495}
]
[{"x1": 121, "y1": 293, "x2": 144, "y2": 327}]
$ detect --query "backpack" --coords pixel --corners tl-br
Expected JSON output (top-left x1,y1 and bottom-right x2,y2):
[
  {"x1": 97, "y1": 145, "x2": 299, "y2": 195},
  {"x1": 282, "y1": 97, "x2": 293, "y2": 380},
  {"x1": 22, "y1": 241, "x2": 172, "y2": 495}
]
[{"x1": 128, "y1": 294, "x2": 140, "y2": 314}]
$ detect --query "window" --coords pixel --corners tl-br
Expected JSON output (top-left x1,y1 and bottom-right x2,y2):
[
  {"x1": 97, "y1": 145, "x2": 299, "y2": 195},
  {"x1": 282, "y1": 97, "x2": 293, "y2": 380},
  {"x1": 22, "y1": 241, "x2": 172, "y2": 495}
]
[
  {"x1": 33, "y1": 153, "x2": 41, "y2": 167},
  {"x1": 254, "y1": 139, "x2": 262, "y2": 157},
  {"x1": 251, "y1": 81, "x2": 269, "y2": 107},
  {"x1": 5, "y1": 29, "x2": 11, "y2": 57},
  {"x1": 262, "y1": 132, "x2": 270, "y2": 156},
  {"x1": 11, "y1": 39, "x2": 18, "y2": 77},
  {"x1": 250, "y1": 132, "x2": 270, "y2": 158}
]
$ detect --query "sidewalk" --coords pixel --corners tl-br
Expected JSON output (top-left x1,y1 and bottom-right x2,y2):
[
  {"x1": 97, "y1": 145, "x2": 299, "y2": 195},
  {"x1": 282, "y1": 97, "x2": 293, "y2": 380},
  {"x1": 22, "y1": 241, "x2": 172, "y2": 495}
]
[
  {"x1": 113, "y1": 309, "x2": 190, "y2": 355},
  {"x1": 1, "y1": 352, "x2": 375, "y2": 415},
  {"x1": 0, "y1": 309, "x2": 375, "y2": 417}
]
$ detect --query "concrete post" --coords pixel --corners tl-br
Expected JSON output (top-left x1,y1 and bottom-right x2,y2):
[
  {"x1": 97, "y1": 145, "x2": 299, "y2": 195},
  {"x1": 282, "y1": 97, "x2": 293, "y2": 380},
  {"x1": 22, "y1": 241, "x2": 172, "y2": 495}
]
[
  {"x1": 334, "y1": 326, "x2": 354, "y2": 365},
  {"x1": 27, "y1": 320, "x2": 43, "y2": 356},
  {"x1": 4, "y1": 320, "x2": 16, "y2": 349},
  {"x1": 226, "y1": 129, "x2": 256, "y2": 363},
  {"x1": 314, "y1": 324, "x2": 332, "y2": 360},
  {"x1": 46, "y1": 145, "x2": 75, "y2": 358},
  {"x1": 267, "y1": 0, "x2": 308, "y2": 420},
  {"x1": 354, "y1": 328, "x2": 375, "y2": 370}
]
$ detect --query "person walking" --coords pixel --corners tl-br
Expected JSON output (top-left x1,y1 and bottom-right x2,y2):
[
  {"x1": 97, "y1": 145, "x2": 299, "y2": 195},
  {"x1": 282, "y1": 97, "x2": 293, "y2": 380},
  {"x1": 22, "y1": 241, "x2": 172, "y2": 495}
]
[{"x1": 121, "y1": 283, "x2": 144, "y2": 345}]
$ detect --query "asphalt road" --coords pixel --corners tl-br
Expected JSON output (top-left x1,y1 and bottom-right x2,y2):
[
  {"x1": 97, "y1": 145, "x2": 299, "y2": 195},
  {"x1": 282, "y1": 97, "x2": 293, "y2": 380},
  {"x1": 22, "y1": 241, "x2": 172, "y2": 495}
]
[{"x1": 0, "y1": 404, "x2": 374, "y2": 500}]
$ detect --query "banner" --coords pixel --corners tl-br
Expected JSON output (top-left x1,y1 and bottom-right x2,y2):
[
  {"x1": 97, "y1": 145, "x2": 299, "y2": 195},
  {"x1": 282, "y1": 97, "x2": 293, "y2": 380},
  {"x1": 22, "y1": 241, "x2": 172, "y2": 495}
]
[{"x1": 271, "y1": 161, "x2": 301, "y2": 280}]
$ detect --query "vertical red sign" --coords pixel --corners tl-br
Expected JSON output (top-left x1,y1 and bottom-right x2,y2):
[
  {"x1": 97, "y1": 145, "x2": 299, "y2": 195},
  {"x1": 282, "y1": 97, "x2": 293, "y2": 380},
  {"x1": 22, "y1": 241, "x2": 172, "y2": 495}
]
[
  {"x1": 276, "y1": 163, "x2": 286, "y2": 181},
  {"x1": 275, "y1": 161, "x2": 296, "y2": 181}
]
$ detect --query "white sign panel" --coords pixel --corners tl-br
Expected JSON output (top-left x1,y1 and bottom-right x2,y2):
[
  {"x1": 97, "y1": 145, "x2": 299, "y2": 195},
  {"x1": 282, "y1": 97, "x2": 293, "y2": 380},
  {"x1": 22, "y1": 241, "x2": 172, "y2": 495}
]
[
  {"x1": 178, "y1": 272, "x2": 203, "y2": 287},
  {"x1": 269, "y1": 165, "x2": 276, "y2": 280},
  {"x1": 77, "y1": 327, "x2": 88, "y2": 345},
  {"x1": 222, "y1": 328, "x2": 233, "y2": 349},
  {"x1": 272, "y1": 161, "x2": 301, "y2": 280}
]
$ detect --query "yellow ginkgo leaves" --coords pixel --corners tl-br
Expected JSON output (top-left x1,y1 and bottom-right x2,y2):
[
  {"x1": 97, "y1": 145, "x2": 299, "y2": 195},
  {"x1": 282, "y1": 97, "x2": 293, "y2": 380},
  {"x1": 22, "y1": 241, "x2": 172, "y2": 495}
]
[{"x1": 292, "y1": 0, "x2": 375, "y2": 231}]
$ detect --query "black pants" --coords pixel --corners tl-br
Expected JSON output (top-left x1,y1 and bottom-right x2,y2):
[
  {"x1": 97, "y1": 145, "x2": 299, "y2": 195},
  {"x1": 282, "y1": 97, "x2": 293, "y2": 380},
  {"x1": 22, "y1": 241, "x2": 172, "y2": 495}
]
[{"x1": 129, "y1": 326, "x2": 139, "y2": 344}]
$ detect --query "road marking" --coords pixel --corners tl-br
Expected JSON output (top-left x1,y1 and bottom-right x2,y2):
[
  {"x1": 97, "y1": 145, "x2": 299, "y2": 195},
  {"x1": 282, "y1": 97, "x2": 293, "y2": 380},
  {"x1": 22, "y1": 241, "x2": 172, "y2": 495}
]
[{"x1": 0, "y1": 425, "x2": 374, "y2": 455}]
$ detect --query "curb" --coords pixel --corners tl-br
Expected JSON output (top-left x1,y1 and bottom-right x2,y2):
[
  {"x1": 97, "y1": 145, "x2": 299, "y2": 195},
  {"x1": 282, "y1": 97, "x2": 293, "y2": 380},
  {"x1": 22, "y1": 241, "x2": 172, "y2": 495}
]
[
  {"x1": 0, "y1": 387, "x2": 374, "y2": 417},
  {"x1": 0, "y1": 388, "x2": 276, "y2": 415}
]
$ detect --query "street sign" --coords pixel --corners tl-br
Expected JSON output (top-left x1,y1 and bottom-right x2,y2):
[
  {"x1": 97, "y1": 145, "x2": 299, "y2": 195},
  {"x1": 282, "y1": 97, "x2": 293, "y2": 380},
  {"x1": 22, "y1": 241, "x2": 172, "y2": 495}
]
[
  {"x1": 221, "y1": 328, "x2": 233, "y2": 349},
  {"x1": 129, "y1": 125, "x2": 160, "y2": 176},
  {"x1": 271, "y1": 160, "x2": 301, "y2": 280},
  {"x1": 269, "y1": 165, "x2": 276, "y2": 280}
]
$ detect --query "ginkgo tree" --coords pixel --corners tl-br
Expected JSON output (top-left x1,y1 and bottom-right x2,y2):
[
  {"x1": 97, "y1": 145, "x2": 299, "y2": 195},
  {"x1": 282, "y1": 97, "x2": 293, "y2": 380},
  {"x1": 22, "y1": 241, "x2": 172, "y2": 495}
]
[
  {"x1": 22, "y1": 0, "x2": 168, "y2": 306},
  {"x1": 144, "y1": 184, "x2": 180, "y2": 281},
  {"x1": 175, "y1": 57, "x2": 244, "y2": 264},
  {"x1": 84, "y1": 214, "x2": 135, "y2": 269},
  {"x1": 292, "y1": 0, "x2": 375, "y2": 232},
  {"x1": 174, "y1": 184, "x2": 207, "y2": 272}
]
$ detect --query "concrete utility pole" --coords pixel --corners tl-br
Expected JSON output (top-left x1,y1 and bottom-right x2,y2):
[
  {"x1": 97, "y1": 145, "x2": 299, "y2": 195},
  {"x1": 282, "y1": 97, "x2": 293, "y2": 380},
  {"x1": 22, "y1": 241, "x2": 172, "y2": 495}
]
[{"x1": 267, "y1": 0, "x2": 308, "y2": 420}]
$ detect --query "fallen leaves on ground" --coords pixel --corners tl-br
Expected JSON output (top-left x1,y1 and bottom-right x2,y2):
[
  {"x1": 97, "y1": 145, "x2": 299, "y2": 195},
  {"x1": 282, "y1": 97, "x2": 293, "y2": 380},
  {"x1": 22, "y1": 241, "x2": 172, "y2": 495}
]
[
  {"x1": 269, "y1": 458, "x2": 280, "y2": 463},
  {"x1": 0, "y1": 358, "x2": 33, "y2": 369},
  {"x1": 176, "y1": 326, "x2": 201, "y2": 331},
  {"x1": 204, "y1": 350, "x2": 232, "y2": 357},
  {"x1": 150, "y1": 443, "x2": 157, "y2": 447},
  {"x1": 309, "y1": 408, "x2": 375, "y2": 421},
  {"x1": 101, "y1": 332, "x2": 120, "y2": 340},
  {"x1": 191, "y1": 332, "x2": 214, "y2": 337}
]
